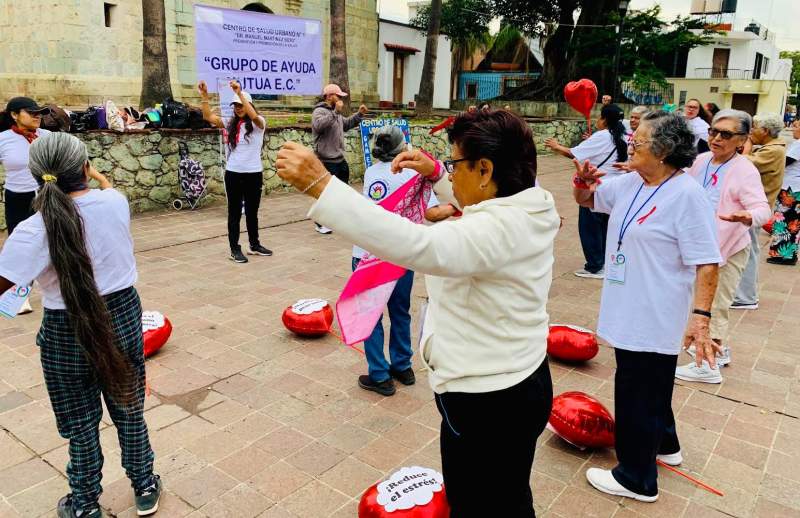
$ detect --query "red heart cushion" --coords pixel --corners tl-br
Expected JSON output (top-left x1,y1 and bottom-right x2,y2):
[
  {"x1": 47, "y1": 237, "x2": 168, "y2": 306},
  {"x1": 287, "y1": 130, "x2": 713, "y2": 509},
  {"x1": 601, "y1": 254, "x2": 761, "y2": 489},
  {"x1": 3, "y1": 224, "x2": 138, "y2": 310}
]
[
  {"x1": 548, "y1": 391, "x2": 615, "y2": 449},
  {"x1": 142, "y1": 311, "x2": 172, "y2": 358},
  {"x1": 547, "y1": 324, "x2": 599, "y2": 362},
  {"x1": 564, "y1": 79, "x2": 598, "y2": 118},
  {"x1": 359, "y1": 467, "x2": 450, "y2": 518},
  {"x1": 282, "y1": 299, "x2": 334, "y2": 337}
]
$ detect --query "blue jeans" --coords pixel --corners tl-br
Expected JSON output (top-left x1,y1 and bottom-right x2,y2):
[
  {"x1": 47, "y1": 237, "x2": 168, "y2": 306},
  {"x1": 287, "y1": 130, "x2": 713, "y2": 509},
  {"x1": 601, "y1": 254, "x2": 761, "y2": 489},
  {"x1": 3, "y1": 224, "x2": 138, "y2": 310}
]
[
  {"x1": 351, "y1": 258, "x2": 414, "y2": 382},
  {"x1": 578, "y1": 206, "x2": 609, "y2": 273}
]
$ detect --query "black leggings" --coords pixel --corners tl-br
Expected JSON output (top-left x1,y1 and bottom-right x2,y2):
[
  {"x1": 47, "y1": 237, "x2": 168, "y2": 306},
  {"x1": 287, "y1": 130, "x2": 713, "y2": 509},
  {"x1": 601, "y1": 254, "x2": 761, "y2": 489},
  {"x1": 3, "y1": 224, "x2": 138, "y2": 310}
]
[
  {"x1": 224, "y1": 170, "x2": 262, "y2": 250},
  {"x1": 435, "y1": 360, "x2": 552, "y2": 517},
  {"x1": 4, "y1": 189, "x2": 36, "y2": 235}
]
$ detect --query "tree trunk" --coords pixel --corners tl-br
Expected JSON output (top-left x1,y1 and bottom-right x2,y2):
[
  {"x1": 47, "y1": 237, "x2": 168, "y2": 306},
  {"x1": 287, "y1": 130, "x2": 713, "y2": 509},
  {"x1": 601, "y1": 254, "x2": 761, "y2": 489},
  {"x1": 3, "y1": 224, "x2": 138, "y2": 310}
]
[
  {"x1": 524, "y1": 0, "x2": 578, "y2": 100},
  {"x1": 567, "y1": 0, "x2": 624, "y2": 98},
  {"x1": 329, "y1": 0, "x2": 351, "y2": 112},
  {"x1": 416, "y1": 0, "x2": 442, "y2": 116},
  {"x1": 140, "y1": 0, "x2": 173, "y2": 110}
]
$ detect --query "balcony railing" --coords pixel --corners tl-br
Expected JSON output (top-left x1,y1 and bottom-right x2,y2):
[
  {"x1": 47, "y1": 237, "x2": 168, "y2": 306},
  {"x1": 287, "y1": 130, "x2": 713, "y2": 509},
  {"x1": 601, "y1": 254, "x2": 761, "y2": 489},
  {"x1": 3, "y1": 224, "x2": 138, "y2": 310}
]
[{"x1": 693, "y1": 68, "x2": 755, "y2": 79}]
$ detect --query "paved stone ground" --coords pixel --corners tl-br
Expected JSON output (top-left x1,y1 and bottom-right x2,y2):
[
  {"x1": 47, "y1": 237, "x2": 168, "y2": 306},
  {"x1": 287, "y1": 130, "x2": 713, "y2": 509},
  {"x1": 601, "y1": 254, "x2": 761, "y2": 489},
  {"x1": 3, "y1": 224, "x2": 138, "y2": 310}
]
[{"x1": 0, "y1": 154, "x2": 798, "y2": 518}]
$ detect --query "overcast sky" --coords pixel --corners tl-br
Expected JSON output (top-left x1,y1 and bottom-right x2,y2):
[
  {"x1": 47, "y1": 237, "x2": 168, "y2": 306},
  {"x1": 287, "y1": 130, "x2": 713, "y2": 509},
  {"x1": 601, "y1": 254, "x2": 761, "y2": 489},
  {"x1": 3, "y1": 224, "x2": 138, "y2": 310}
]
[{"x1": 378, "y1": 0, "x2": 800, "y2": 51}]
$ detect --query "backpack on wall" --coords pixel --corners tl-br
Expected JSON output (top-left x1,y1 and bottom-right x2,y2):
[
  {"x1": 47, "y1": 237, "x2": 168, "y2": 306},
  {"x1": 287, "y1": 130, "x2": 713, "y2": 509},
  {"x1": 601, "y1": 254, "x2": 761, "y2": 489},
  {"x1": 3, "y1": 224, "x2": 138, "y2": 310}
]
[
  {"x1": 41, "y1": 104, "x2": 71, "y2": 132},
  {"x1": 161, "y1": 98, "x2": 190, "y2": 129}
]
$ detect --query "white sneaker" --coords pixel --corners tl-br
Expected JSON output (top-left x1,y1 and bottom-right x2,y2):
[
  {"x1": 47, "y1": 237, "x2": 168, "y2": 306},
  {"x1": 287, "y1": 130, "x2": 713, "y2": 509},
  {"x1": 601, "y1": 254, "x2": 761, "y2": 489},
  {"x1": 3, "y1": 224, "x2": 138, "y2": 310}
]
[
  {"x1": 656, "y1": 451, "x2": 683, "y2": 466},
  {"x1": 315, "y1": 225, "x2": 333, "y2": 235},
  {"x1": 574, "y1": 268, "x2": 604, "y2": 279},
  {"x1": 585, "y1": 468, "x2": 658, "y2": 502},
  {"x1": 730, "y1": 301, "x2": 758, "y2": 310},
  {"x1": 675, "y1": 361, "x2": 723, "y2": 384},
  {"x1": 17, "y1": 298, "x2": 33, "y2": 315},
  {"x1": 685, "y1": 345, "x2": 731, "y2": 367}
]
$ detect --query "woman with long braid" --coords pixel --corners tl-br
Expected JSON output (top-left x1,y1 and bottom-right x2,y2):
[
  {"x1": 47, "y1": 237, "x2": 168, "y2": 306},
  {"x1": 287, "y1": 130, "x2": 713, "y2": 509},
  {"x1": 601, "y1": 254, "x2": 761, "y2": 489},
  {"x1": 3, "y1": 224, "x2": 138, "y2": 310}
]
[
  {"x1": 545, "y1": 104, "x2": 629, "y2": 279},
  {"x1": 0, "y1": 133, "x2": 161, "y2": 518}
]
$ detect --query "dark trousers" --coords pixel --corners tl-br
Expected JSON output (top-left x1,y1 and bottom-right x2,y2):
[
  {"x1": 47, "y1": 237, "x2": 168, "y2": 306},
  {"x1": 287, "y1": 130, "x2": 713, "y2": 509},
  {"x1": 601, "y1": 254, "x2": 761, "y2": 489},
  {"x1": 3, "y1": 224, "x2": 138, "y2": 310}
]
[
  {"x1": 612, "y1": 348, "x2": 680, "y2": 497},
  {"x1": 436, "y1": 360, "x2": 552, "y2": 518},
  {"x1": 37, "y1": 287, "x2": 155, "y2": 511},
  {"x1": 225, "y1": 170, "x2": 263, "y2": 250},
  {"x1": 4, "y1": 189, "x2": 36, "y2": 235},
  {"x1": 322, "y1": 160, "x2": 350, "y2": 184},
  {"x1": 578, "y1": 206, "x2": 609, "y2": 273},
  {"x1": 351, "y1": 257, "x2": 414, "y2": 382}
]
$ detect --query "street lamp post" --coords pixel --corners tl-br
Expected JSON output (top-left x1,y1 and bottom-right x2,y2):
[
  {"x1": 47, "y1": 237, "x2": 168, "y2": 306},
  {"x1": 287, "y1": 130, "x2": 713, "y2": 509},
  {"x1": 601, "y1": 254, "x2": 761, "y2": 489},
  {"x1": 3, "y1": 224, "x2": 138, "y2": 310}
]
[{"x1": 612, "y1": 0, "x2": 629, "y2": 102}]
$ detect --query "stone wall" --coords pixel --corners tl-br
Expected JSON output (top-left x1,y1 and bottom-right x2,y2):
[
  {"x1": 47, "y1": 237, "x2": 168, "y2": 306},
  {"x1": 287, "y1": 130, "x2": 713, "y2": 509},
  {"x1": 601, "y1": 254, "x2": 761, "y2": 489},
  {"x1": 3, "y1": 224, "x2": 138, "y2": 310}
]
[
  {"x1": 452, "y1": 100, "x2": 663, "y2": 119},
  {"x1": 0, "y1": 118, "x2": 586, "y2": 228}
]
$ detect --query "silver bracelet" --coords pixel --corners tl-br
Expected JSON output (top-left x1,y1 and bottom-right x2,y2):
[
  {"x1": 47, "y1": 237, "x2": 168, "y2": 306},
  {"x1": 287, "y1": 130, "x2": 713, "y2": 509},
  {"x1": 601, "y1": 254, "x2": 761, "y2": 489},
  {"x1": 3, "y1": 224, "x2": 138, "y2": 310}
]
[{"x1": 301, "y1": 173, "x2": 330, "y2": 194}]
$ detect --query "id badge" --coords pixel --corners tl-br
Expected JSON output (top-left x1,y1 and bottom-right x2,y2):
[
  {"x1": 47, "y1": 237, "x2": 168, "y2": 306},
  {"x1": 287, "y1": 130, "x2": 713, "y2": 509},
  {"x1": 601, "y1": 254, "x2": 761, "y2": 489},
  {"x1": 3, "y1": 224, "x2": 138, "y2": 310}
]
[
  {"x1": 607, "y1": 253, "x2": 626, "y2": 284},
  {"x1": 0, "y1": 285, "x2": 31, "y2": 318}
]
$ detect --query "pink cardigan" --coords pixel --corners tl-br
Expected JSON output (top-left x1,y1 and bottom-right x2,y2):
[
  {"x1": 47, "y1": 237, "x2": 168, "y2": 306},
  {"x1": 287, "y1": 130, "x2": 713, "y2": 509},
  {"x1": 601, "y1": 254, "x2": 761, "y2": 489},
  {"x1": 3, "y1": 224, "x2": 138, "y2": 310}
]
[{"x1": 688, "y1": 152, "x2": 771, "y2": 264}]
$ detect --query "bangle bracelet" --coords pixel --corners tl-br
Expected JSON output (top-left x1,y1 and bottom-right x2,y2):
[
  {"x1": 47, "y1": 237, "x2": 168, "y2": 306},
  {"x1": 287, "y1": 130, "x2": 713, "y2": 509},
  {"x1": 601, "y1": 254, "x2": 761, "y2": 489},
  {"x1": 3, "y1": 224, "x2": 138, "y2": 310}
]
[
  {"x1": 301, "y1": 172, "x2": 330, "y2": 194},
  {"x1": 693, "y1": 309, "x2": 712, "y2": 318}
]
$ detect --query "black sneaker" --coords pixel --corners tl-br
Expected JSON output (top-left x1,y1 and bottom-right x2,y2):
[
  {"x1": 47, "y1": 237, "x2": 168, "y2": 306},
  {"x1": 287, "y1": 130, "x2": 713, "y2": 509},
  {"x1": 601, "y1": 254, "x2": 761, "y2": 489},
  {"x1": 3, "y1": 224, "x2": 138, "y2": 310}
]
[
  {"x1": 248, "y1": 244, "x2": 273, "y2": 256},
  {"x1": 135, "y1": 475, "x2": 162, "y2": 516},
  {"x1": 767, "y1": 256, "x2": 797, "y2": 266},
  {"x1": 57, "y1": 495, "x2": 103, "y2": 518},
  {"x1": 390, "y1": 367, "x2": 416, "y2": 386},
  {"x1": 358, "y1": 375, "x2": 396, "y2": 396},
  {"x1": 229, "y1": 247, "x2": 248, "y2": 263},
  {"x1": 730, "y1": 300, "x2": 758, "y2": 310}
]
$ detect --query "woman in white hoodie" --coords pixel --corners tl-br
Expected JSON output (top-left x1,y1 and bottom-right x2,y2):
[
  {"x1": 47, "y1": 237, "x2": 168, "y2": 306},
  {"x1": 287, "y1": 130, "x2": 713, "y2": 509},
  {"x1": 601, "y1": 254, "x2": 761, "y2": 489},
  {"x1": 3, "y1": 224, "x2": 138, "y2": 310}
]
[{"x1": 276, "y1": 110, "x2": 560, "y2": 517}]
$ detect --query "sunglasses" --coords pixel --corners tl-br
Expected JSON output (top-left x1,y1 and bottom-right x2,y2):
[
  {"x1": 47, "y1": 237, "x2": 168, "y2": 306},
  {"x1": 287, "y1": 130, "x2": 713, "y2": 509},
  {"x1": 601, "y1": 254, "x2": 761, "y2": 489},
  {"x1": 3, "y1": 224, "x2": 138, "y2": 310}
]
[
  {"x1": 443, "y1": 158, "x2": 469, "y2": 174},
  {"x1": 708, "y1": 128, "x2": 747, "y2": 140}
]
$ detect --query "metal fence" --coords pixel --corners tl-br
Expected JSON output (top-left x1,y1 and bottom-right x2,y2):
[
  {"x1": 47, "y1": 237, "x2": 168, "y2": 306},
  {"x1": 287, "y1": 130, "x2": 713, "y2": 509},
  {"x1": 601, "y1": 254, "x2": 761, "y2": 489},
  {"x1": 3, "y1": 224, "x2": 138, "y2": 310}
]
[
  {"x1": 620, "y1": 81, "x2": 674, "y2": 106},
  {"x1": 457, "y1": 72, "x2": 541, "y2": 101},
  {"x1": 693, "y1": 68, "x2": 754, "y2": 79}
]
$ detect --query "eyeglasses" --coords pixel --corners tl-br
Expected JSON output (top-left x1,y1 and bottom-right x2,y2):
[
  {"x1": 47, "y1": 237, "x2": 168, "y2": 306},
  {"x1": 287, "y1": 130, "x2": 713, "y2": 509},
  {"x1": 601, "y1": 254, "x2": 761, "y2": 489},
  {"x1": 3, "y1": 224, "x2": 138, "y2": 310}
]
[
  {"x1": 708, "y1": 128, "x2": 747, "y2": 140},
  {"x1": 627, "y1": 139, "x2": 652, "y2": 150},
  {"x1": 443, "y1": 158, "x2": 469, "y2": 174}
]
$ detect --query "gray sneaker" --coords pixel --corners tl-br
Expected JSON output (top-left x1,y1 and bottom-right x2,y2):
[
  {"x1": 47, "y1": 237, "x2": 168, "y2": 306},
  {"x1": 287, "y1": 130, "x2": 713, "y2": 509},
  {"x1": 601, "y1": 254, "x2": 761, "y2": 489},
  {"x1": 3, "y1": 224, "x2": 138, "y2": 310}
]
[
  {"x1": 135, "y1": 475, "x2": 162, "y2": 516},
  {"x1": 57, "y1": 495, "x2": 104, "y2": 518}
]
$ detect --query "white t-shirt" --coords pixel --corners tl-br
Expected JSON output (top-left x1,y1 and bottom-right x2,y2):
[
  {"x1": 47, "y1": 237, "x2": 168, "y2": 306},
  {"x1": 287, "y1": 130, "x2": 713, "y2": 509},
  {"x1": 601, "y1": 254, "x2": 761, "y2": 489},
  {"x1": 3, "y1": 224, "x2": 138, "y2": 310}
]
[
  {"x1": 571, "y1": 129, "x2": 624, "y2": 180},
  {"x1": 691, "y1": 154, "x2": 735, "y2": 210},
  {"x1": 0, "y1": 189, "x2": 137, "y2": 309},
  {"x1": 687, "y1": 117, "x2": 710, "y2": 148},
  {"x1": 224, "y1": 116, "x2": 266, "y2": 173},
  {"x1": 783, "y1": 140, "x2": 800, "y2": 190},
  {"x1": 352, "y1": 161, "x2": 439, "y2": 259},
  {"x1": 593, "y1": 172, "x2": 721, "y2": 355},
  {"x1": 0, "y1": 128, "x2": 51, "y2": 193}
]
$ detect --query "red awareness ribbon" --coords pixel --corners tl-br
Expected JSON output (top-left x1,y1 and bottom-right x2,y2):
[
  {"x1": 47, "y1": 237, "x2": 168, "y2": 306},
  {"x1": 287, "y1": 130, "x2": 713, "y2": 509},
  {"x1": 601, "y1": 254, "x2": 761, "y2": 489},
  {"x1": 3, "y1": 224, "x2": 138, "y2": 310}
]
[{"x1": 637, "y1": 206, "x2": 657, "y2": 224}]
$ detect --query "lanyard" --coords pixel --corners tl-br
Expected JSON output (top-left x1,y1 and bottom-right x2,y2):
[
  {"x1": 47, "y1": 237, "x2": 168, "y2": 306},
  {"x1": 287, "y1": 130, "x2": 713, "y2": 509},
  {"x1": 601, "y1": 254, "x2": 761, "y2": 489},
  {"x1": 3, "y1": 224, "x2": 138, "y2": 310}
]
[
  {"x1": 617, "y1": 171, "x2": 678, "y2": 251},
  {"x1": 702, "y1": 154, "x2": 734, "y2": 189}
]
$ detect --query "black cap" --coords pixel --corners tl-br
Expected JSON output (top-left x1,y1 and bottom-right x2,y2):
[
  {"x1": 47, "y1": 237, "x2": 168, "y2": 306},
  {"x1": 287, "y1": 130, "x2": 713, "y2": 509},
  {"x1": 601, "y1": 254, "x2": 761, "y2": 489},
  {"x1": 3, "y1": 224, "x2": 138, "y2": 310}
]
[{"x1": 5, "y1": 97, "x2": 50, "y2": 115}]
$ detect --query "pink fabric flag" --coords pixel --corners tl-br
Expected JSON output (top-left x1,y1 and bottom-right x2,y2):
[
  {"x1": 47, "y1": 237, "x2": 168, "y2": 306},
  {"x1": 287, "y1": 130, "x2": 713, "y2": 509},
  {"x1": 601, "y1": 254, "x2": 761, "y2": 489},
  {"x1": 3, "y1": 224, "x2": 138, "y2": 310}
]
[{"x1": 335, "y1": 173, "x2": 433, "y2": 345}]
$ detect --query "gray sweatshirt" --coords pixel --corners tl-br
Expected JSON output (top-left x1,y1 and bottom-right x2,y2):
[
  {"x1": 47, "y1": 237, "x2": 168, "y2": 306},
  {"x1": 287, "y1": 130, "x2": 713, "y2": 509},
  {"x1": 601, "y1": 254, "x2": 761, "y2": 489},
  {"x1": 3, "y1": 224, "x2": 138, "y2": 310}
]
[{"x1": 311, "y1": 102, "x2": 363, "y2": 163}]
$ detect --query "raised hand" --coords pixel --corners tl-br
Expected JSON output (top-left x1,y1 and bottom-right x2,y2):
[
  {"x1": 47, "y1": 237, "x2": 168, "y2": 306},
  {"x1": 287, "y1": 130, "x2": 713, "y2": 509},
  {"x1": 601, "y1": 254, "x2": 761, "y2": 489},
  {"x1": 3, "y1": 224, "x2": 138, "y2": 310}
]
[{"x1": 391, "y1": 150, "x2": 437, "y2": 177}]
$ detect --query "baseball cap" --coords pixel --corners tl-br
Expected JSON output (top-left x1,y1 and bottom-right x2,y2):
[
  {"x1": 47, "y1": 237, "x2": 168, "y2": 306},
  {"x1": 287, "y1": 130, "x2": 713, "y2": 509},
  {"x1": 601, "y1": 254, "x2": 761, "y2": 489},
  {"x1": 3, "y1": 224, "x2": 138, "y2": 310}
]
[
  {"x1": 323, "y1": 84, "x2": 348, "y2": 97},
  {"x1": 5, "y1": 97, "x2": 51, "y2": 115},
  {"x1": 229, "y1": 91, "x2": 253, "y2": 105}
]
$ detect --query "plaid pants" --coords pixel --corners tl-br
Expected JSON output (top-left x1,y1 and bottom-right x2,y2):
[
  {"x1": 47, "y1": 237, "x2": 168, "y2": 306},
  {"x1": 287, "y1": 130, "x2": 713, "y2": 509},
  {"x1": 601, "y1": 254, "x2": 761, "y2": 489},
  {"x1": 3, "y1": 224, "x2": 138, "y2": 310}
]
[{"x1": 37, "y1": 287, "x2": 155, "y2": 511}]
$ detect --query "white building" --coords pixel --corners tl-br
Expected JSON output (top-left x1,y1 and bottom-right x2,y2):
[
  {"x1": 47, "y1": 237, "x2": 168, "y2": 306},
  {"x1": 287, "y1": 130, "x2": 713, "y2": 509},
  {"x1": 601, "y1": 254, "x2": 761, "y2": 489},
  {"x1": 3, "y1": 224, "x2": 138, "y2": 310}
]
[
  {"x1": 377, "y1": 18, "x2": 452, "y2": 109},
  {"x1": 668, "y1": 18, "x2": 791, "y2": 115}
]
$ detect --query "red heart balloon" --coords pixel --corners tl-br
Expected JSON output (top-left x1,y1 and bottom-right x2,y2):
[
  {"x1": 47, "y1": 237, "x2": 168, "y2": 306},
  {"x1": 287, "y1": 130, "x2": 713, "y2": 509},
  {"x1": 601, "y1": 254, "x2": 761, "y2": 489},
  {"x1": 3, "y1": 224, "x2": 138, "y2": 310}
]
[
  {"x1": 547, "y1": 324, "x2": 599, "y2": 362},
  {"x1": 142, "y1": 311, "x2": 172, "y2": 358},
  {"x1": 282, "y1": 299, "x2": 334, "y2": 337},
  {"x1": 358, "y1": 467, "x2": 450, "y2": 518},
  {"x1": 548, "y1": 391, "x2": 615, "y2": 449},
  {"x1": 564, "y1": 79, "x2": 598, "y2": 119}
]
